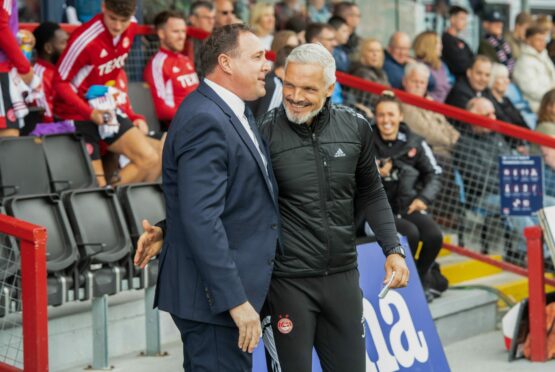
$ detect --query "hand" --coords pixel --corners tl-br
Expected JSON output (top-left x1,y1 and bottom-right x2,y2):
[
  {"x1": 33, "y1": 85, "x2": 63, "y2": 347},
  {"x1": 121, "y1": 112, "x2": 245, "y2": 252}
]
[
  {"x1": 229, "y1": 301, "x2": 261, "y2": 353},
  {"x1": 378, "y1": 159, "x2": 393, "y2": 177},
  {"x1": 384, "y1": 254, "x2": 409, "y2": 288},
  {"x1": 134, "y1": 119, "x2": 149, "y2": 135},
  {"x1": 133, "y1": 220, "x2": 164, "y2": 268},
  {"x1": 90, "y1": 109, "x2": 111, "y2": 126},
  {"x1": 406, "y1": 198, "x2": 427, "y2": 215},
  {"x1": 19, "y1": 69, "x2": 34, "y2": 86}
]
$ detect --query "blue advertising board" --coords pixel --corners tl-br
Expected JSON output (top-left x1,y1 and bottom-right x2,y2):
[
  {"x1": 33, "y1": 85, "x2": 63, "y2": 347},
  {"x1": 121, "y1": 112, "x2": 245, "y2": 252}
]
[
  {"x1": 252, "y1": 239, "x2": 450, "y2": 371},
  {"x1": 499, "y1": 156, "x2": 543, "y2": 216}
]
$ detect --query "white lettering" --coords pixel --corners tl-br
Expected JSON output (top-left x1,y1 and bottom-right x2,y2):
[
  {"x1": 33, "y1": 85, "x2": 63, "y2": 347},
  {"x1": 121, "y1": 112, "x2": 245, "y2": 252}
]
[
  {"x1": 177, "y1": 73, "x2": 199, "y2": 88},
  {"x1": 98, "y1": 53, "x2": 129, "y2": 76},
  {"x1": 363, "y1": 298, "x2": 398, "y2": 372}
]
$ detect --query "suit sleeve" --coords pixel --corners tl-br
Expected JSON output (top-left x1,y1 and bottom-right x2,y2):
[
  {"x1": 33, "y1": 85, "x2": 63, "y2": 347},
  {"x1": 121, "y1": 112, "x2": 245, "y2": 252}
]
[
  {"x1": 144, "y1": 59, "x2": 177, "y2": 122},
  {"x1": 174, "y1": 113, "x2": 248, "y2": 314},
  {"x1": 355, "y1": 118, "x2": 401, "y2": 255},
  {"x1": 0, "y1": 8, "x2": 30, "y2": 74},
  {"x1": 54, "y1": 38, "x2": 93, "y2": 118}
]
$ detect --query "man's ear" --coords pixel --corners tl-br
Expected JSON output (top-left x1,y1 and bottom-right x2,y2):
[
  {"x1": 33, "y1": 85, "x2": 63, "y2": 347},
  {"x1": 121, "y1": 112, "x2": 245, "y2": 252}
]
[
  {"x1": 44, "y1": 42, "x2": 54, "y2": 55},
  {"x1": 326, "y1": 82, "x2": 335, "y2": 98},
  {"x1": 218, "y1": 54, "x2": 233, "y2": 74}
]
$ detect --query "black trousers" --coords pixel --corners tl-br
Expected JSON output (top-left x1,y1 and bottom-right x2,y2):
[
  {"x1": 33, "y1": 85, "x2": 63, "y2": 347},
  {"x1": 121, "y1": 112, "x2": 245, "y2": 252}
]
[
  {"x1": 395, "y1": 212, "x2": 443, "y2": 278},
  {"x1": 265, "y1": 269, "x2": 366, "y2": 372},
  {"x1": 171, "y1": 315, "x2": 252, "y2": 372}
]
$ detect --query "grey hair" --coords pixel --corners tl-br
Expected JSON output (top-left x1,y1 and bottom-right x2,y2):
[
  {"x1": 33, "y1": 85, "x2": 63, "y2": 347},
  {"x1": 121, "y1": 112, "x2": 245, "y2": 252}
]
[
  {"x1": 488, "y1": 62, "x2": 509, "y2": 89},
  {"x1": 285, "y1": 43, "x2": 336, "y2": 87},
  {"x1": 467, "y1": 97, "x2": 494, "y2": 112},
  {"x1": 404, "y1": 62, "x2": 430, "y2": 80}
]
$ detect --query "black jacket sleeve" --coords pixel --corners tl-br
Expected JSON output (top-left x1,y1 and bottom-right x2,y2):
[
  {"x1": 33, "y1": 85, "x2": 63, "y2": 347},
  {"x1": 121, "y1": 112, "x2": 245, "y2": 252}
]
[
  {"x1": 355, "y1": 118, "x2": 401, "y2": 255},
  {"x1": 414, "y1": 140, "x2": 443, "y2": 205}
]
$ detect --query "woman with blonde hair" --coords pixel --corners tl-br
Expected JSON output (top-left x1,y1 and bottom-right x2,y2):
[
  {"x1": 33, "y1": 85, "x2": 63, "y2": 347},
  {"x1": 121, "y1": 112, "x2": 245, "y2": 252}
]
[
  {"x1": 413, "y1": 31, "x2": 452, "y2": 102},
  {"x1": 250, "y1": 2, "x2": 276, "y2": 50},
  {"x1": 349, "y1": 37, "x2": 389, "y2": 86}
]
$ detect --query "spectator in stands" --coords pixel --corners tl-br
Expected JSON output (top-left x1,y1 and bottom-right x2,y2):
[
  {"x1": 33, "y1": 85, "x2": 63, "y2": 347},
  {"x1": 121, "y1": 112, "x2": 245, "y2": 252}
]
[
  {"x1": 488, "y1": 63, "x2": 529, "y2": 131},
  {"x1": 413, "y1": 31, "x2": 452, "y2": 103},
  {"x1": 247, "y1": 45, "x2": 293, "y2": 119},
  {"x1": 478, "y1": 10, "x2": 515, "y2": 72},
  {"x1": 442, "y1": 6, "x2": 474, "y2": 80},
  {"x1": 53, "y1": 0, "x2": 161, "y2": 185},
  {"x1": 308, "y1": 0, "x2": 330, "y2": 23},
  {"x1": 333, "y1": 1, "x2": 361, "y2": 55},
  {"x1": 350, "y1": 38, "x2": 389, "y2": 86},
  {"x1": 445, "y1": 55, "x2": 493, "y2": 115},
  {"x1": 187, "y1": 1, "x2": 215, "y2": 77},
  {"x1": 384, "y1": 32, "x2": 414, "y2": 89},
  {"x1": 283, "y1": 15, "x2": 307, "y2": 44},
  {"x1": 401, "y1": 63, "x2": 460, "y2": 161},
  {"x1": 250, "y1": 2, "x2": 276, "y2": 50},
  {"x1": 33, "y1": 22, "x2": 69, "y2": 122},
  {"x1": 144, "y1": 11, "x2": 199, "y2": 130},
  {"x1": 304, "y1": 23, "x2": 343, "y2": 104},
  {"x1": 270, "y1": 30, "x2": 299, "y2": 55},
  {"x1": 214, "y1": 0, "x2": 237, "y2": 28},
  {"x1": 0, "y1": 0, "x2": 34, "y2": 137},
  {"x1": 274, "y1": 0, "x2": 305, "y2": 31},
  {"x1": 505, "y1": 12, "x2": 533, "y2": 61},
  {"x1": 532, "y1": 88, "x2": 555, "y2": 157},
  {"x1": 328, "y1": 16, "x2": 351, "y2": 72},
  {"x1": 513, "y1": 25, "x2": 555, "y2": 113},
  {"x1": 373, "y1": 91, "x2": 443, "y2": 302}
]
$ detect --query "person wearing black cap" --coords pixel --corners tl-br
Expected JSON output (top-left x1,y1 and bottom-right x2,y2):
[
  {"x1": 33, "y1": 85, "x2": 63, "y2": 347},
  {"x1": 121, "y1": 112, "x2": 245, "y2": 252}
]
[
  {"x1": 442, "y1": 6, "x2": 475, "y2": 80},
  {"x1": 478, "y1": 10, "x2": 515, "y2": 72}
]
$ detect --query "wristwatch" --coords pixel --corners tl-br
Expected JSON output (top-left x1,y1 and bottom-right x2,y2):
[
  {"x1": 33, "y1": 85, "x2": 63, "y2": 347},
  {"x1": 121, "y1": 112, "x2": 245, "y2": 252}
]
[{"x1": 386, "y1": 246, "x2": 406, "y2": 258}]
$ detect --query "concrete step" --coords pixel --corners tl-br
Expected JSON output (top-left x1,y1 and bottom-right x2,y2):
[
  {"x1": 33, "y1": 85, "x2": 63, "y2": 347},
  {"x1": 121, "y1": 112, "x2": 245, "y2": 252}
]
[
  {"x1": 429, "y1": 288, "x2": 497, "y2": 346},
  {"x1": 438, "y1": 254, "x2": 503, "y2": 285}
]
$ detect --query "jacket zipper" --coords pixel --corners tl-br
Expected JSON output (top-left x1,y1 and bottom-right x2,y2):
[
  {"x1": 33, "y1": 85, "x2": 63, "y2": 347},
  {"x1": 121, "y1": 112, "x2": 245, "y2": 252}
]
[{"x1": 312, "y1": 132, "x2": 331, "y2": 275}]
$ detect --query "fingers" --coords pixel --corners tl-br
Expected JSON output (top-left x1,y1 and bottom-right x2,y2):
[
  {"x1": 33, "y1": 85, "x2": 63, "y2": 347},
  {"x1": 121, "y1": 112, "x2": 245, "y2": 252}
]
[
  {"x1": 237, "y1": 323, "x2": 247, "y2": 351},
  {"x1": 383, "y1": 264, "x2": 393, "y2": 285},
  {"x1": 390, "y1": 265, "x2": 409, "y2": 289},
  {"x1": 247, "y1": 322, "x2": 261, "y2": 353},
  {"x1": 142, "y1": 219, "x2": 153, "y2": 232}
]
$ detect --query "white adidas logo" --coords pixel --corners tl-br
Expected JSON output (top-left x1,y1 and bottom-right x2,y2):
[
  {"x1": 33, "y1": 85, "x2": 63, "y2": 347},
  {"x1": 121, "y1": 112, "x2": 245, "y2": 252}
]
[
  {"x1": 100, "y1": 49, "x2": 108, "y2": 58},
  {"x1": 334, "y1": 148, "x2": 346, "y2": 158},
  {"x1": 172, "y1": 66, "x2": 180, "y2": 73}
]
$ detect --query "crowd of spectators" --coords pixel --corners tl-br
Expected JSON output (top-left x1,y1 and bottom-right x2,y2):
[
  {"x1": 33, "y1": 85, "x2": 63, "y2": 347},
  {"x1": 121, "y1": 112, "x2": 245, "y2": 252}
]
[{"x1": 3, "y1": 1, "x2": 555, "y2": 298}]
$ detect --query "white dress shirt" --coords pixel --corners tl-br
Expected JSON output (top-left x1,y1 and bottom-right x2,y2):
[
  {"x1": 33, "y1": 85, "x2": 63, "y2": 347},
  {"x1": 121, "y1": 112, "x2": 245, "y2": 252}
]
[{"x1": 204, "y1": 78, "x2": 269, "y2": 173}]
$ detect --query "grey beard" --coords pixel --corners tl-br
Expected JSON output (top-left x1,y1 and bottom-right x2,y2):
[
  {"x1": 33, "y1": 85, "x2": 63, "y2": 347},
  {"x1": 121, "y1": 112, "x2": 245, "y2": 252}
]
[{"x1": 283, "y1": 100, "x2": 325, "y2": 125}]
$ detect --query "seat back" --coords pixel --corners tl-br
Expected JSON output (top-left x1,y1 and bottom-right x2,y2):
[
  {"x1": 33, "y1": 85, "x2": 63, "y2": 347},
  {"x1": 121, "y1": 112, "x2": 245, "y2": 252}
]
[
  {"x1": 6, "y1": 195, "x2": 78, "y2": 273},
  {"x1": 127, "y1": 82, "x2": 161, "y2": 133},
  {"x1": 0, "y1": 137, "x2": 51, "y2": 197},
  {"x1": 118, "y1": 183, "x2": 165, "y2": 243},
  {"x1": 63, "y1": 188, "x2": 131, "y2": 264},
  {"x1": 42, "y1": 134, "x2": 97, "y2": 191}
]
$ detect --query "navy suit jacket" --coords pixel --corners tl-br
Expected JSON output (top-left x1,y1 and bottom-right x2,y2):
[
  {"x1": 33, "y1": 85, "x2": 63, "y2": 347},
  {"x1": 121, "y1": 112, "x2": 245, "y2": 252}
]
[{"x1": 154, "y1": 82, "x2": 279, "y2": 327}]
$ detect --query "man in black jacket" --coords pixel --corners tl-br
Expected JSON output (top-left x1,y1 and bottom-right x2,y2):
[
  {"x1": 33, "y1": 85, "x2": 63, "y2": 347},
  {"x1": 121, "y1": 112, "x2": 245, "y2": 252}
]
[
  {"x1": 135, "y1": 43, "x2": 408, "y2": 372},
  {"x1": 442, "y1": 5, "x2": 475, "y2": 80}
]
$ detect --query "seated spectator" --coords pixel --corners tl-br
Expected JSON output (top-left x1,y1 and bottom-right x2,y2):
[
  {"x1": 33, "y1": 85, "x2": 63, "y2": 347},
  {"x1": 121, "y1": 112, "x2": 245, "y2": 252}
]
[
  {"x1": 513, "y1": 25, "x2": 555, "y2": 113},
  {"x1": 214, "y1": 0, "x2": 238, "y2": 28},
  {"x1": 478, "y1": 10, "x2": 515, "y2": 72},
  {"x1": 384, "y1": 32, "x2": 413, "y2": 89},
  {"x1": 32, "y1": 22, "x2": 69, "y2": 122},
  {"x1": 413, "y1": 31, "x2": 452, "y2": 102},
  {"x1": 401, "y1": 62, "x2": 460, "y2": 161},
  {"x1": 532, "y1": 88, "x2": 555, "y2": 156},
  {"x1": 187, "y1": 1, "x2": 215, "y2": 77},
  {"x1": 505, "y1": 12, "x2": 533, "y2": 61},
  {"x1": 488, "y1": 63, "x2": 529, "y2": 132},
  {"x1": 328, "y1": 16, "x2": 351, "y2": 72},
  {"x1": 445, "y1": 55, "x2": 495, "y2": 122},
  {"x1": 350, "y1": 38, "x2": 389, "y2": 86},
  {"x1": 247, "y1": 45, "x2": 293, "y2": 118},
  {"x1": 283, "y1": 14, "x2": 307, "y2": 44},
  {"x1": 442, "y1": 6, "x2": 474, "y2": 80},
  {"x1": 308, "y1": 0, "x2": 330, "y2": 23},
  {"x1": 144, "y1": 11, "x2": 199, "y2": 129},
  {"x1": 373, "y1": 91, "x2": 443, "y2": 302},
  {"x1": 270, "y1": 30, "x2": 299, "y2": 55},
  {"x1": 250, "y1": 2, "x2": 276, "y2": 50},
  {"x1": 332, "y1": 1, "x2": 361, "y2": 55},
  {"x1": 53, "y1": 0, "x2": 161, "y2": 186},
  {"x1": 274, "y1": 0, "x2": 305, "y2": 31}
]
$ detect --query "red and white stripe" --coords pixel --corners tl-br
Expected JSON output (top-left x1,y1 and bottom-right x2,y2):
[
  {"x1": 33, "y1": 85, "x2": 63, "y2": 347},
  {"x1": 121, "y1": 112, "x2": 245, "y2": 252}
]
[
  {"x1": 71, "y1": 65, "x2": 93, "y2": 90},
  {"x1": 33, "y1": 64, "x2": 52, "y2": 117},
  {"x1": 3, "y1": 0, "x2": 12, "y2": 14},
  {"x1": 58, "y1": 20, "x2": 103, "y2": 80},
  {"x1": 151, "y1": 51, "x2": 174, "y2": 107}
]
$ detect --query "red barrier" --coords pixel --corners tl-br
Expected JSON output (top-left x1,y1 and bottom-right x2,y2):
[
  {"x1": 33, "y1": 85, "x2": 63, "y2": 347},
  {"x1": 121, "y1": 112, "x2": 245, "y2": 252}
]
[{"x1": 524, "y1": 226, "x2": 547, "y2": 362}]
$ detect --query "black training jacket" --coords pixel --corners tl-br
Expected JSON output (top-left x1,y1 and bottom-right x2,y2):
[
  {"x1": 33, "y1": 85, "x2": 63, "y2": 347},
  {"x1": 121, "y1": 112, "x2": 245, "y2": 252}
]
[{"x1": 258, "y1": 100, "x2": 400, "y2": 278}]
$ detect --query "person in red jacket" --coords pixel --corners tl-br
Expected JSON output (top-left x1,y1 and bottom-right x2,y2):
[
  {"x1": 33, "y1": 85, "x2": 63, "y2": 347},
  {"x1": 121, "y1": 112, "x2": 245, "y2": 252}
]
[
  {"x1": 32, "y1": 22, "x2": 68, "y2": 122},
  {"x1": 53, "y1": 0, "x2": 160, "y2": 186},
  {"x1": 144, "y1": 10, "x2": 199, "y2": 129},
  {"x1": 0, "y1": 0, "x2": 34, "y2": 136}
]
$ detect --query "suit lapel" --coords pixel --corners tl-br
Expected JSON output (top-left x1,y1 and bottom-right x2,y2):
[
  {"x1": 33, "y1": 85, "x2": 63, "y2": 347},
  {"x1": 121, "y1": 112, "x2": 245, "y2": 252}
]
[{"x1": 198, "y1": 83, "x2": 277, "y2": 207}]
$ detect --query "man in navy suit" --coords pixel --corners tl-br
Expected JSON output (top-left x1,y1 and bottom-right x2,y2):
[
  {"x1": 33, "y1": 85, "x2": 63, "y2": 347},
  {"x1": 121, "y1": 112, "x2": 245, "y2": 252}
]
[{"x1": 151, "y1": 24, "x2": 278, "y2": 371}]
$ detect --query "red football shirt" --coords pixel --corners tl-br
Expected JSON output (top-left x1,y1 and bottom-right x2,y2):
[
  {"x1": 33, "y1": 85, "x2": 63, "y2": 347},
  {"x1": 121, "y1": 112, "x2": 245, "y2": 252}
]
[
  {"x1": 53, "y1": 13, "x2": 137, "y2": 121},
  {"x1": 33, "y1": 59, "x2": 55, "y2": 122},
  {"x1": 144, "y1": 48, "x2": 199, "y2": 123}
]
